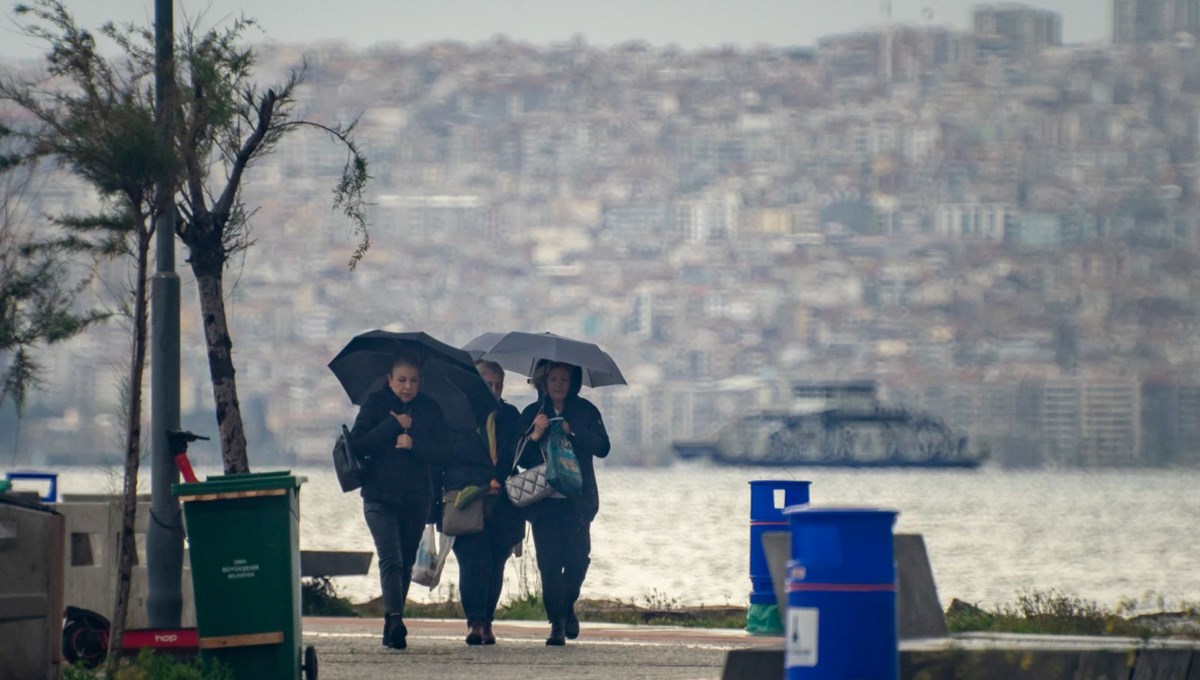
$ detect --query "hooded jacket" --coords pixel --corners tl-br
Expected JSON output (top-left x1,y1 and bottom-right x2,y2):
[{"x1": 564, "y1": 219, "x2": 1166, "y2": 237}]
[
  {"x1": 349, "y1": 387, "x2": 449, "y2": 508},
  {"x1": 516, "y1": 364, "x2": 611, "y2": 522}
]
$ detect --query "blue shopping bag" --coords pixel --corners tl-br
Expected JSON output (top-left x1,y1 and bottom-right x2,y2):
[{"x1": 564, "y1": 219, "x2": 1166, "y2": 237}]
[{"x1": 545, "y1": 418, "x2": 582, "y2": 497}]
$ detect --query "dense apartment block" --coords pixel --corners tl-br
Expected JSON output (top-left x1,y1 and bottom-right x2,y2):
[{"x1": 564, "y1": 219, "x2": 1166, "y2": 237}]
[{"x1": 1114, "y1": 0, "x2": 1200, "y2": 43}]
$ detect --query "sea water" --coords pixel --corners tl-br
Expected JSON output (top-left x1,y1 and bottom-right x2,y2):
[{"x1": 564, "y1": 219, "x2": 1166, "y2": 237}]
[{"x1": 49, "y1": 463, "x2": 1200, "y2": 610}]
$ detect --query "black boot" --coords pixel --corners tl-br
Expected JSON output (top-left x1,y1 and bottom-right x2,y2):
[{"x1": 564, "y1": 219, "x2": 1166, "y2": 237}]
[
  {"x1": 565, "y1": 605, "x2": 580, "y2": 640},
  {"x1": 383, "y1": 613, "x2": 407, "y2": 649},
  {"x1": 466, "y1": 620, "x2": 485, "y2": 646},
  {"x1": 545, "y1": 619, "x2": 566, "y2": 646},
  {"x1": 482, "y1": 621, "x2": 496, "y2": 645}
]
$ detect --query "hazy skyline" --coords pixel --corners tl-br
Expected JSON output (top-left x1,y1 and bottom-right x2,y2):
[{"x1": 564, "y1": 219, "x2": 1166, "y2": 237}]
[{"x1": 2, "y1": 0, "x2": 1108, "y2": 58}]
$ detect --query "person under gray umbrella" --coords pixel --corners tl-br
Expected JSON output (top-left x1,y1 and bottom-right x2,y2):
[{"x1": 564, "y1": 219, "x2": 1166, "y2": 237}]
[
  {"x1": 465, "y1": 331, "x2": 624, "y2": 645},
  {"x1": 516, "y1": 359, "x2": 613, "y2": 646}
]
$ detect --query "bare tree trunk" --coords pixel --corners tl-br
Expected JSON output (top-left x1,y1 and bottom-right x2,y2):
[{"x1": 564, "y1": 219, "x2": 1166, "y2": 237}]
[
  {"x1": 194, "y1": 268, "x2": 249, "y2": 474},
  {"x1": 107, "y1": 228, "x2": 152, "y2": 675}
]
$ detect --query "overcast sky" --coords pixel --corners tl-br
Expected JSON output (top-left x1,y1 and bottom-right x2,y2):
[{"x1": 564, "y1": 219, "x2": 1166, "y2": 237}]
[{"x1": 1, "y1": 1, "x2": 1109, "y2": 58}]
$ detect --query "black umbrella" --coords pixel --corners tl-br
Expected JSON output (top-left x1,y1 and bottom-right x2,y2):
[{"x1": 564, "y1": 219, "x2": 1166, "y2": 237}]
[
  {"x1": 328, "y1": 330, "x2": 496, "y2": 430},
  {"x1": 462, "y1": 331, "x2": 627, "y2": 388}
]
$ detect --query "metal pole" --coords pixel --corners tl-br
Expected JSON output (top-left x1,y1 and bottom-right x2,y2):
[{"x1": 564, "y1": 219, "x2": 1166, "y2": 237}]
[{"x1": 147, "y1": 0, "x2": 182, "y2": 629}]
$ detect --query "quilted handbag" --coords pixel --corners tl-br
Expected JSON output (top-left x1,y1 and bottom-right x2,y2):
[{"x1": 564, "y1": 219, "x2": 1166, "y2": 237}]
[{"x1": 504, "y1": 437, "x2": 560, "y2": 508}]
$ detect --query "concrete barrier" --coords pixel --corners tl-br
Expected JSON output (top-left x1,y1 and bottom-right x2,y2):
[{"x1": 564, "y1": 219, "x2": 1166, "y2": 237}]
[
  {"x1": 0, "y1": 496, "x2": 64, "y2": 680},
  {"x1": 57, "y1": 496, "x2": 196, "y2": 628}
]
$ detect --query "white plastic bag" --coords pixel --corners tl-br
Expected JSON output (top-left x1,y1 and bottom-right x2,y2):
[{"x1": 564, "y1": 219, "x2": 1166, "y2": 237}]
[{"x1": 411, "y1": 523, "x2": 454, "y2": 588}]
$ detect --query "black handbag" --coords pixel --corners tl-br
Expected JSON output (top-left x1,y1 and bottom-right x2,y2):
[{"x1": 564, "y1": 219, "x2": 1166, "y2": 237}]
[{"x1": 332, "y1": 424, "x2": 365, "y2": 492}]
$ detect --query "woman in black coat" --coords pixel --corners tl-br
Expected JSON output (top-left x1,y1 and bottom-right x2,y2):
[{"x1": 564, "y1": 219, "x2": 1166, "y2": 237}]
[
  {"x1": 440, "y1": 360, "x2": 525, "y2": 645},
  {"x1": 349, "y1": 350, "x2": 449, "y2": 650},
  {"x1": 517, "y1": 360, "x2": 610, "y2": 646}
]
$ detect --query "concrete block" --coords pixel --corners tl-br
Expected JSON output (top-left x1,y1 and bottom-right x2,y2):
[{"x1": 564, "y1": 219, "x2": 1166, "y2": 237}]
[
  {"x1": 1132, "y1": 649, "x2": 1192, "y2": 680},
  {"x1": 904, "y1": 649, "x2": 1081, "y2": 679},
  {"x1": 895, "y1": 533, "x2": 948, "y2": 639},
  {"x1": 721, "y1": 645, "x2": 782, "y2": 680},
  {"x1": 761, "y1": 530, "x2": 789, "y2": 607},
  {"x1": 1075, "y1": 649, "x2": 1136, "y2": 680}
]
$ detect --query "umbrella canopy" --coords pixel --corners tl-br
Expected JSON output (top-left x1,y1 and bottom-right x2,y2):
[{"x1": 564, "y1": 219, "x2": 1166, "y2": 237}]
[
  {"x1": 462, "y1": 331, "x2": 627, "y2": 388},
  {"x1": 328, "y1": 330, "x2": 496, "y2": 430}
]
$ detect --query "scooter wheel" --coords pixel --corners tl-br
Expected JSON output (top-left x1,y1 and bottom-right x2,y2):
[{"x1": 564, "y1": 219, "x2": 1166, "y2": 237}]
[
  {"x1": 63, "y1": 619, "x2": 107, "y2": 668},
  {"x1": 302, "y1": 644, "x2": 318, "y2": 680}
]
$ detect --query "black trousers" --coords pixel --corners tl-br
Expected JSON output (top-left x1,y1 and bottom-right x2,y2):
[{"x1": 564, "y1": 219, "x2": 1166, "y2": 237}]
[
  {"x1": 452, "y1": 530, "x2": 507, "y2": 623},
  {"x1": 363, "y1": 498, "x2": 427, "y2": 616},
  {"x1": 530, "y1": 499, "x2": 591, "y2": 623}
]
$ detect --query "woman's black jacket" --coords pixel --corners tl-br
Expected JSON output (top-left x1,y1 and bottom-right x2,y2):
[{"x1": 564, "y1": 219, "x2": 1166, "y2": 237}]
[
  {"x1": 349, "y1": 388, "x2": 449, "y2": 508},
  {"x1": 517, "y1": 394, "x2": 610, "y2": 523},
  {"x1": 440, "y1": 401, "x2": 522, "y2": 492}
]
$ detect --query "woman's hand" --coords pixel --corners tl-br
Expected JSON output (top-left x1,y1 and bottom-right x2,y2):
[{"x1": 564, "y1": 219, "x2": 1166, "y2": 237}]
[
  {"x1": 560, "y1": 419, "x2": 571, "y2": 435},
  {"x1": 390, "y1": 411, "x2": 413, "y2": 429},
  {"x1": 395, "y1": 433, "x2": 413, "y2": 450},
  {"x1": 530, "y1": 413, "x2": 550, "y2": 441}
]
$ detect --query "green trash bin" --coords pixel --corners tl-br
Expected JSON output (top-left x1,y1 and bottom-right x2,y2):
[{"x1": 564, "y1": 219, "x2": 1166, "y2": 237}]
[{"x1": 174, "y1": 471, "x2": 316, "y2": 680}]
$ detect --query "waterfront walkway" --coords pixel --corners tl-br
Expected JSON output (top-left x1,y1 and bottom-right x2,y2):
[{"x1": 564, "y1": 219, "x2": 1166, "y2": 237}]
[
  {"x1": 304, "y1": 617, "x2": 1200, "y2": 679},
  {"x1": 302, "y1": 616, "x2": 774, "y2": 680}
]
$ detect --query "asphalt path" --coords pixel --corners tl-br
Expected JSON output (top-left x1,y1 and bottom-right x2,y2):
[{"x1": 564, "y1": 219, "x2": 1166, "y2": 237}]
[{"x1": 301, "y1": 617, "x2": 777, "y2": 680}]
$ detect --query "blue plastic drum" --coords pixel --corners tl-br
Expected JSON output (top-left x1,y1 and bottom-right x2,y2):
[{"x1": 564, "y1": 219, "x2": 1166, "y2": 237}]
[
  {"x1": 782, "y1": 507, "x2": 898, "y2": 680},
  {"x1": 749, "y1": 480, "x2": 810, "y2": 606}
]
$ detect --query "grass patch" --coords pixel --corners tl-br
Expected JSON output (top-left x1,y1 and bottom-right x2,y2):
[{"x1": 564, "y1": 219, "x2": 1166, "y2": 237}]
[{"x1": 946, "y1": 589, "x2": 1200, "y2": 638}]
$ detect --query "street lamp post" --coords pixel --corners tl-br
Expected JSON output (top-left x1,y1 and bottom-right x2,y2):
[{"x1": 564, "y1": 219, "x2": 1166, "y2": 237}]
[{"x1": 146, "y1": 0, "x2": 183, "y2": 629}]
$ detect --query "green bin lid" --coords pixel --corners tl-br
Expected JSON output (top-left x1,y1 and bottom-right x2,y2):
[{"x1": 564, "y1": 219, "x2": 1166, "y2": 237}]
[{"x1": 172, "y1": 470, "x2": 306, "y2": 497}]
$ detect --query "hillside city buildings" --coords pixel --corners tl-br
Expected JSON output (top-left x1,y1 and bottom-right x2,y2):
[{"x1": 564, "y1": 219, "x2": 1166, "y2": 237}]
[{"x1": 7, "y1": 1, "x2": 1200, "y2": 468}]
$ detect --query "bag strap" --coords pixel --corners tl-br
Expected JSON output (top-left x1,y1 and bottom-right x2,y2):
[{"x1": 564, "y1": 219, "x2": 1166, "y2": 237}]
[{"x1": 511, "y1": 431, "x2": 548, "y2": 474}]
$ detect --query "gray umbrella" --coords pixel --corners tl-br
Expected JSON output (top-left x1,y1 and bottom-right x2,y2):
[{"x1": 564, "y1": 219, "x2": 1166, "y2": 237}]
[{"x1": 462, "y1": 331, "x2": 627, "y2": 388}]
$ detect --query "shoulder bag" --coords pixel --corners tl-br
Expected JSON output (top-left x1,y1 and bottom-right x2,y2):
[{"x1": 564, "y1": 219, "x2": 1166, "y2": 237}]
[
  {"x1": 332, "y1": 424, "x2": 366, "y2": 492},
  {"x1": 441, "y1": 489, "x2": 485, "y2": 536}
]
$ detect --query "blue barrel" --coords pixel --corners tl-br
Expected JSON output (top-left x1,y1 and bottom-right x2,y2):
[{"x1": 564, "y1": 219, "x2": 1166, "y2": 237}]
[
  {"x1": 783, "y1": 507, "x2": 898, "y2": 680},
  {"x1": 746, "y1": 480, "x2": 810, "y2": 634}
]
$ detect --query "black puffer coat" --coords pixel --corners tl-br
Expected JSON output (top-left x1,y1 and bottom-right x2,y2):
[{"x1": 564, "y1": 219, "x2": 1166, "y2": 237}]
[
  {"x1": 349, "y1": 388, "x2": 449, "y2": 508},
  {"x1": 517, "y1": 366, "x2": 611, "y2": 523}
]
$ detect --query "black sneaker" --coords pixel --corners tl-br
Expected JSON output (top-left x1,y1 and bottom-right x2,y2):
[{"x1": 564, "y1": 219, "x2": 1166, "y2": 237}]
[{"x1": 546, "y1": 620, "x2": 566, "y2": 647}]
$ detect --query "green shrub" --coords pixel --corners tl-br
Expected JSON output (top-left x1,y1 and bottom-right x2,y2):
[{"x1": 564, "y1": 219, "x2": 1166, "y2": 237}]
[
  {"x1": 301, "y1": 577, "x2": 358, "y2": 617},
  {"x1": 62, "y1": 649, "x2": 231, "y2": 680}
]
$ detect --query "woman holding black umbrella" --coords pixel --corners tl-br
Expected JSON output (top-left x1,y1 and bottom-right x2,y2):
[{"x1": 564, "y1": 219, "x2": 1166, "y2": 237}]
[
  {"x1": 349, "y1": 349, "x2": 450, "y2": 650},
  {"x1": 517, "y1": 360, "x2": 611, "y2": 646}
]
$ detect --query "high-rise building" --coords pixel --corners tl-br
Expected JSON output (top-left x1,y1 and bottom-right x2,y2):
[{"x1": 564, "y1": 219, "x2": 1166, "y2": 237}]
[
  {"x1": 1114, "y1": 0, "x2": 1200, "y2": 44},
  {"x1": 972, "y1": 3, "x2": 1063, "y2": 57}
]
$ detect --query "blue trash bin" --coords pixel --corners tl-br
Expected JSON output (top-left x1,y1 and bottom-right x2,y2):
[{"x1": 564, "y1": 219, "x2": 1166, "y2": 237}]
[
  {"x1": 746, "y1": 480, "x2": 810, "y2": 635},
  {"x1": 782, "y1": 506, "x2": 898, "y2": 680}
]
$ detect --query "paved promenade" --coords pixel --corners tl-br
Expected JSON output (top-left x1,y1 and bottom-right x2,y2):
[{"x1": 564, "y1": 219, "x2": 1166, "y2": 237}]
[{"x1": 301, "y1": 617, "x2": 775, "y2": 680}]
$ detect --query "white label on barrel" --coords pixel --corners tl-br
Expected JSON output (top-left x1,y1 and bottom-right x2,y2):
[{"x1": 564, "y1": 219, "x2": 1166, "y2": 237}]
[{"x1": 786, "y1": 607, "x2": 818, "y2": 667}]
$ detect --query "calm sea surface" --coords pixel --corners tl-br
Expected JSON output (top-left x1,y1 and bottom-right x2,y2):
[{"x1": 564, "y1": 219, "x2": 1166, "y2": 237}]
[{"x1": 51, "y1": 464, "x2": 1200, "y2": 610}]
